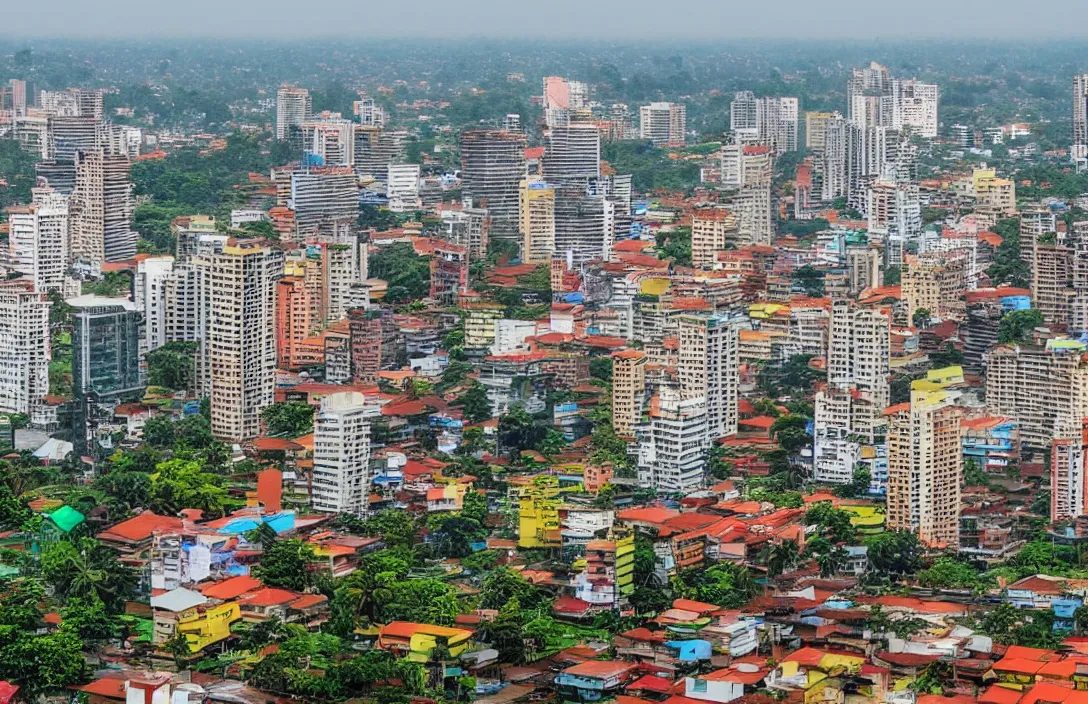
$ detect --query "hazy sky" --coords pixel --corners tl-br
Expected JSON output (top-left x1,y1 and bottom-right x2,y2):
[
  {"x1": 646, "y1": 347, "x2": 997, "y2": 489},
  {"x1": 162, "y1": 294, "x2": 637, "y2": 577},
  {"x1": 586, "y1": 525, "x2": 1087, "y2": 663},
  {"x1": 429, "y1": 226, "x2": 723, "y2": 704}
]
[{"x1": 7, "y1": 0, "x2": 1088, "y2": 39}]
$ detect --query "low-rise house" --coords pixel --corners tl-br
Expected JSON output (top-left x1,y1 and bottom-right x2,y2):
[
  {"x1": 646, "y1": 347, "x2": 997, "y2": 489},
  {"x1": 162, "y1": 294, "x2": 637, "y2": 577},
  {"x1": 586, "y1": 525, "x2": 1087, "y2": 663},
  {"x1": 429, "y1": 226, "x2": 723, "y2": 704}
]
[{"x1": 554, "y1": 660, "x2": 637, "y2": 701}]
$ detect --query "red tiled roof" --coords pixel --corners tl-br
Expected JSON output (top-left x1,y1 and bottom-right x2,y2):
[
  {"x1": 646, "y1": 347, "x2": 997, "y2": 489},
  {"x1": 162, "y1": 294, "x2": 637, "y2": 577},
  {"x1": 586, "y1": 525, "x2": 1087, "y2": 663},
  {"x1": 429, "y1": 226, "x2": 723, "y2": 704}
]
[
  {"x1": 97, "y1": 511, "x2": 185, "y2": 544},
  {"x1": 979, "y1": 685, "x2": 1022, "y2": 704},
  {"x1": 239, "y1": 588, "x2": 300, "y2": 607},
  {"x1": 627, "y1": 675, "x2": 672, "y2": 693},
  {"x1": 562, "y1": 660, "x2": 637, "y2": 679},
  {"x1": 199, "y1": 575, "x2": 262, "y2": 600}
]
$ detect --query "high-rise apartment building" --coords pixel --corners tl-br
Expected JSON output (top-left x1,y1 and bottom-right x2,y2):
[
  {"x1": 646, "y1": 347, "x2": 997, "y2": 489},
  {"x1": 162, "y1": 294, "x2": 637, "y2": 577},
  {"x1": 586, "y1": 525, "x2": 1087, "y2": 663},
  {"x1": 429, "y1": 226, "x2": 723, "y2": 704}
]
[
  {"x1": 821, "y1": 114, "x2": 849, "y2": 201},
  {"x1": 0, "y1": 281, "x2": 51, "y2": 416},
  {"x1": 542, "y1": 123, "x2": 600, "y2": 184},
  {"x1": 639, "y1": 102, "x2": 686, "y2": 147},
  {"x1": 5, "y1": 187, "x2": 70, "y2": 294},
  {"x1": 636, "y1": 385, "x2": 708, "y2": 493},
  {"x1": 1033, "y1": 242, "x2": 1074, "y2": 331},
  {"x1": 288, "y1": 167, "x2": 360, "y2": 239},
  {"x1": 276, "y1": 87, "x2": 312, "y2": 140},
  {"x1": 311, "y1": 391, "x2": 381, "y2": 516},
  {"x1": 208, "y1": 241, "x2": 283, "y2": 442},
  {"x1": 300, "y1": 118, "x2": 355, "y2": 167},
  {"x1": 886, "y1": 386, "x2": 962, "y2": 548},
  {"x1": 460, "y1": 130, "x2": 527, "y2": 240},
  {"x1": 901, "y1": 252, "x2": 967, "y2": 323},
  {"x1": 805, "y1": 111, "x2": 835, "y2": 151},
  {"x1": 721, "y1": 144, "x2": 773, "y2": 246},
  {"x1": 827, "y1": 299, "x2": 890, "y2": 442},
  {"x1": 987, "y1": 340, "x2": 1088, "y2": 449},
  {"x1": 8, "y1": 79, "x2": 26, "y2": 118},
  {"x1": 353, "y1": 126, "x2": 407, "y2": 180},
  {"x1": 353, "y1": 98, "x2": 385, "y2": 128},
  {"x1": 70, "y1": 294, "x2": 143, "y2": 399},
  {"x1": 70, "y1": 150, "x2": 137, "y2": 264},
  {"x1": 348, "y1": 308, "x2": 384, "y2": 384},
  {"x1": 275, "y1": 274, "x2": 314, "y2": 371},
  {"x1": 552, "y1": 185, "x2": 617, "y2": 264},
  {"x1": 442, "y1": 205, "x2": 490, "y2": 261},
  {"x1": 893, "y1": 80, "x2": 939, "y2": 139},
  {"x1": 677, "y1": 314, "x2": 739, "y2": 440},
  {"x1": 1052, "y1": 421, "x2": 1088, "y2": 523},
  {"x1": 730, "y1": 92, "x2": 800, "y2": 154},
  {"x1": 1074, "y1": 74, "x2": 1088, "y2": 149},
  {"x1": 690, "y1": 207, "x2": 738, "y2": 270},
  {"x1": 520, "y1": 178, "x2": 556, "y2": 263},
  {"x1": 847, "y1": 63, "x2": 892, "y2": 124},
  {"x1": 865, "y1": 179, "x2": 920, "y2": 268},
  {"x1": 611, "y1": 349, "x2": 646, "y2": 439},
  {"x1": 134, "y1": 255, "x2": 176, "y2": 359}
]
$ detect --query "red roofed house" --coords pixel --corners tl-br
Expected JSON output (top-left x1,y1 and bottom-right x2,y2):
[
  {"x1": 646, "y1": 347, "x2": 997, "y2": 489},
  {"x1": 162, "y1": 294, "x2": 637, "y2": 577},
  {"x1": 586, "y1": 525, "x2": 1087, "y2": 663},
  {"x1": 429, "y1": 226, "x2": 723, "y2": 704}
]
[
  {"x1": 97, "y1": 511, "x2": 186, "y2": 566},
  {"x1": 556, "y1": 660, "x2": 638, "y2": 700}
]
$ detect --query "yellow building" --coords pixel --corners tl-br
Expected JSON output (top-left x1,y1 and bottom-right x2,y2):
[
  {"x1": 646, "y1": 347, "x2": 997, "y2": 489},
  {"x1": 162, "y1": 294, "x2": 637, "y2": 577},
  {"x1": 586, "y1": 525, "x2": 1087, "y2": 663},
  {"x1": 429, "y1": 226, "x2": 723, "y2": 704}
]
[
  {"x1": 973, "y1": 168, "x2": 1016, "y2": 216},
  {"x1": 378, "y1": 621, "x2": 474, "y2": 662},
  {"x1": 175, "y1": 603, "x2": 241, "y2": 654},
  {"x1": 517, "y1": 475, "x2": 564, "y2": 548},
  {"x1": 520, "y1": 178, "x2": 556, "y2": 263},
  {"x1": 463, "y1": 301, "x2": 504, "y2": 351},
  {"x1": 886, "y1": 376, "x2": 963, "y2": 548}
]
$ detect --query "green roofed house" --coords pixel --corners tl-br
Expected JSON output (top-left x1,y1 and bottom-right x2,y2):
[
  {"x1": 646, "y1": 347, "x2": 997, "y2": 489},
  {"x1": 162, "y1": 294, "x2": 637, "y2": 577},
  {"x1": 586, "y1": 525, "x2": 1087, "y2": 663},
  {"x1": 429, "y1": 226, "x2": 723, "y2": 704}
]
[{"x1": 46, "y1": 506, "x2": 86, "y2": 535}]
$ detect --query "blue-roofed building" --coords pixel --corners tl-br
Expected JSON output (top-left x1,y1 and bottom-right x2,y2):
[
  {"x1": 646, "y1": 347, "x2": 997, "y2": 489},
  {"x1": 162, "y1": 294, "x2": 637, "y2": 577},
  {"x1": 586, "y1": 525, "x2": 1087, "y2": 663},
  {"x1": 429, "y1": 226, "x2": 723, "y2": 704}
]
[{"x1": 961, "y1": 416, "x2": 1019, "y2": 475}]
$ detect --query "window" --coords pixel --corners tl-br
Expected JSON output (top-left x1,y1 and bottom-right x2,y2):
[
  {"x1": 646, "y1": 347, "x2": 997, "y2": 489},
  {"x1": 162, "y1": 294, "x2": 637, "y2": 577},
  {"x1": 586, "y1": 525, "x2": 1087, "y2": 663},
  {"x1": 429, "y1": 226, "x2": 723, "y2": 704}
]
[{"x1": 693, "y1": 679, "x2": 707, "y2": 693}]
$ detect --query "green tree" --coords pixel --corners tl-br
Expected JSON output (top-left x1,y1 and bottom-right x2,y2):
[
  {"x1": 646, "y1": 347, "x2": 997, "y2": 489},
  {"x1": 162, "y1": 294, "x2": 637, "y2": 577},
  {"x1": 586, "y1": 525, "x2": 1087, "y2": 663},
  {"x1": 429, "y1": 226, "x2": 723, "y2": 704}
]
[
  {"x1": 458, "y1": 383, "x2": 493, "y2": 424},
  {"x1": 142, "y1": 415, "x2": 176, "y2": 449},
  {"x1": 792, "y1": 265, "x2": 825, "y2": 297},
  {"x1": 39, "y1": 538, "x2": 138, "y2": 614},
  {"x1": 480, "y1": 568, "x2": 539, "y2": 610},
  {"x1": 146, "y1": 341, "x2": 198, "y2": 390},
  {"x1": 149, "y1": 459, "x2": 227, "y2": 517},
  {"x1": 761, "y1": 539, "x2": 800, "y2": 578},
  {"x1": 998, "y1": 309, "x2": 1044, "y2": 344},
  {"x1": 655, "y1": 227, "x2": 692, "y2": 266},
  {"x1": 770, "y1": 414, "x2": 810, "y2": 454},
  {"x1": 804, "y1": 503, "x2": 856, "y2": 544},
  {"x1": 589, "y1": 357, "x2": 613, "y2": 382},
  {"x1": 833, "y1": 465, "x2": 871, "y2": 498},
  {"x1": 912, "y1": 308, "x2": 931, "y2": 329},
  {"x1": 260, "y1": 402, "x2": 315, "y2": 437},
  {"x1": 864, "y1": 530, "x2": 923, "y2": 577},
  {"x1": 61, "y1": 594, "x2": 118, "y2": 643},
  {"x1": 916, "y1": 557, "x2": 983, "y2": 589},
  {"x1": 253, "y1": 539, "x2": 317, "y2": 591},
  {"x1": 368, "y1": 243, "x2": 431, "y2": 303}
]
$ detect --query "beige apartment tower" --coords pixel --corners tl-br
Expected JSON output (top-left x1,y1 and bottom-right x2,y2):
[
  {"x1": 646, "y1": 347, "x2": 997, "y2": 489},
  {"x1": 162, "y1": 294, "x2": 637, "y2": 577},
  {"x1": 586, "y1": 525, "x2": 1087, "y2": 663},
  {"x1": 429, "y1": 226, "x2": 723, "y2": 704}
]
[
  {"x1": 520, "y1": 179, "x2": 556, "y2": 263},
  {"x1": 209, "y1": 241, "x2": 284, "y2": 442},
  {"x1": 611, "y1": 349, "x2": 647, "y2": 439},
  {"x1": 677, "y1": 314, "x2": 739, "y2": 440},
  {"x1": 886, "y1": 388, "x2": 962, "y2": 548}
]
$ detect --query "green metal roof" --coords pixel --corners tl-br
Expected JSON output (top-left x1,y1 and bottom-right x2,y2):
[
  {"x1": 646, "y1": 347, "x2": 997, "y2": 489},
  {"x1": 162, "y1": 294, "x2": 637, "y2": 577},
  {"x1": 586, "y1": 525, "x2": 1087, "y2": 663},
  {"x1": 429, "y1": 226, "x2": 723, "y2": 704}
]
[{"x1": 47, "y1": 505, "x2": 85, "y2": 533}]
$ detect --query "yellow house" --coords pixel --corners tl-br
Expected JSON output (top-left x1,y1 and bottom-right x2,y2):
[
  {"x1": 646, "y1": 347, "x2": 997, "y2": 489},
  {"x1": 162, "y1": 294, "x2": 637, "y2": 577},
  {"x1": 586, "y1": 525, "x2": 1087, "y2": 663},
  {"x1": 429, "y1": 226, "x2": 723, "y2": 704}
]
[
  {"x1": 175, "y1": 603, "x2": 241, "y2": 654},
  {"x1": 378, "y1": 622, "x2": 474, "y2": 662},
  {"x1": 517, "y1": 476, "x2": 564, "y2": 548}
]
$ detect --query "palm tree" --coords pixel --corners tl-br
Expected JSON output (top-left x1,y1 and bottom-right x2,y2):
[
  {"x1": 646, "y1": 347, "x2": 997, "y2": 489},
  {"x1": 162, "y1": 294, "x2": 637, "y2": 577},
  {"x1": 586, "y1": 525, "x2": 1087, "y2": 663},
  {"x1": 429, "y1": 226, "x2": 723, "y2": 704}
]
[
  {"x1": 816, "y1": 546, "x2": 849, "y2": 578},
  {"x1": 762, "y1": 539, "x2": 800, "y2": 578}
]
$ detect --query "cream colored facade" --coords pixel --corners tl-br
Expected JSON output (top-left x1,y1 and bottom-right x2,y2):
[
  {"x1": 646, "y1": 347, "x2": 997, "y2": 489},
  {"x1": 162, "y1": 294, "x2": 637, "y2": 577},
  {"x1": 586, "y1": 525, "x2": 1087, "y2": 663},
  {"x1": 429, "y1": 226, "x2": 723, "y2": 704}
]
[
  {"x1": 973, "y1": 169, "x2": 1016, "y2": 216},
  {"x1": 805, "y1": 111, "x2": 834, "y2": 151},
  {"x1": 677, "y1": 314, "x2": 739, "y2": 440},
  {"x1": 886, "y1": 386, "x2": 962, "y2": 548},
  {"x1": 986, "y1": 341, "x2": 1088, "y2": 449},
  {"x1": 611, "y1": 349, "x2": 647, "y2": 439},
  {"x1": 520, "y1": 179, "x2": 556, "y2": 263},
  {"x1": 690, "y1": 207, "x2": 738, "y2": 270},
  {"x1": 901, "y1": 253, "x2": 966, "y2": 323},
  {"x1": 209, "y1": 241, "x2": 283, "y2": 442}
]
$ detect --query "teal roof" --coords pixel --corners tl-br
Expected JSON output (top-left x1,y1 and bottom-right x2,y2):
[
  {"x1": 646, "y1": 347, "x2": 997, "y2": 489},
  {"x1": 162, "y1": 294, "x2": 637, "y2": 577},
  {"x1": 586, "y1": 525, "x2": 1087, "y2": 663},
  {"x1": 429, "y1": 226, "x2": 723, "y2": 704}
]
[{"x1": 48, "y1": 506, "x2": 85, "y2": 533}]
